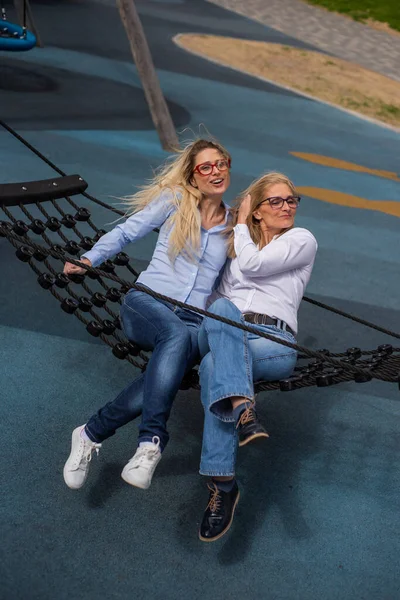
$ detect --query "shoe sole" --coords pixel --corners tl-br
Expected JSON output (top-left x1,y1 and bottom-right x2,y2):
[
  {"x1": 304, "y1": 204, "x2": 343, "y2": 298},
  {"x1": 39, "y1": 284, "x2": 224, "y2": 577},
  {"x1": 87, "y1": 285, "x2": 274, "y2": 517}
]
[
  {"x1": 239, "y1": 431, "x2": 269, "y2": 447},
  {"x1": 63, "y1": 463, "x2": 87, "y2": 490},
  {"x1": 121, "y1": 471, "x2": 151, "y2": 490},
  {"x1": 121, "y1": 451, "x2": 161, "y2": 490},
  {"x1": 198, "y1": 490, "x2": 240, "y2": 543},
  {"x1": 63, "y1": 427, "x2": 87, "y2": 490}
]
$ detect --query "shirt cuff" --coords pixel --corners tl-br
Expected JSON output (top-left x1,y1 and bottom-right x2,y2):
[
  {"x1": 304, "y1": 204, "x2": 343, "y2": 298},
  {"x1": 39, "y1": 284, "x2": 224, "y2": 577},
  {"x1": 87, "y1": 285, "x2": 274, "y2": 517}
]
[
  {"x1": 81, "y1": 249, "x2": 103, "y2": 268},
  {"x1": 233, "y1": 224, "x2": 250, "y2": 235}
]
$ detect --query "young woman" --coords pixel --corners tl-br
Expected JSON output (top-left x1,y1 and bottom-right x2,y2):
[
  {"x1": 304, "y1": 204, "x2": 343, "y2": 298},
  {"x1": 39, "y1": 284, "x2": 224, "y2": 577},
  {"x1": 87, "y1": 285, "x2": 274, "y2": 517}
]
[
  {"x1": 196, "y1": 172, "x2": 318, "y2": 542},
  {"x1": 63, "y1": 138, "x2": 232, "y2": 491}
]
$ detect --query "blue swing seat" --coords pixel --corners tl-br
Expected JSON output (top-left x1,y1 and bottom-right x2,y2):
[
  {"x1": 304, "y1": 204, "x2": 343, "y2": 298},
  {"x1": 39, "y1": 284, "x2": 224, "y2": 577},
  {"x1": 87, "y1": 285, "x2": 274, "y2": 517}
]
[{"x1": 0, "y1": 20, "x2": 36, "y2": 51}]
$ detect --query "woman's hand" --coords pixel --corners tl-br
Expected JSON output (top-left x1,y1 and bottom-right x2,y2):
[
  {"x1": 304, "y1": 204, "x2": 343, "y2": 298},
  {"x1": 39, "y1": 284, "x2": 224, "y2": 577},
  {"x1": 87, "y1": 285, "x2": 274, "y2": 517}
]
[
  {"x1": 63, "y1": 257, "x2": 92, "y2": 276},
  {"x1": 237, "y1": 194, "x2": 252, "y2": 225}
]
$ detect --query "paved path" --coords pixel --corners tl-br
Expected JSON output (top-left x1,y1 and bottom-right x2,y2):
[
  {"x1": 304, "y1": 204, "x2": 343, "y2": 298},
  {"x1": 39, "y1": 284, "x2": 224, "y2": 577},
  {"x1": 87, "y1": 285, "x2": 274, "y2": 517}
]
[{"x1": 208, "y1": 0, "x2": 400, "y2": 81}]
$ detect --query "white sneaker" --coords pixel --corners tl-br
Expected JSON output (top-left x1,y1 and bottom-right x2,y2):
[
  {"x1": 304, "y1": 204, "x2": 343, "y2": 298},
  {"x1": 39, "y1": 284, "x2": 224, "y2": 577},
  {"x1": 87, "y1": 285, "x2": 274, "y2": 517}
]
[
  {"x1": 63, "y1": 425, "x2": 102, "y2": 490},
  {"x1": 121, "y1": 436, "x2": 162, "y2": 490}
]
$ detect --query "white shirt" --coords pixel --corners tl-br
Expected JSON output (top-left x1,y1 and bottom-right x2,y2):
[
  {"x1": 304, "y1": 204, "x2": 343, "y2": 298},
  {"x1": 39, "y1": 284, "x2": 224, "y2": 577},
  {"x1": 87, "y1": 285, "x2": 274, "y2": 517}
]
[{"x1": 214, "y1": 225, "x2": 318, "y2": 335}]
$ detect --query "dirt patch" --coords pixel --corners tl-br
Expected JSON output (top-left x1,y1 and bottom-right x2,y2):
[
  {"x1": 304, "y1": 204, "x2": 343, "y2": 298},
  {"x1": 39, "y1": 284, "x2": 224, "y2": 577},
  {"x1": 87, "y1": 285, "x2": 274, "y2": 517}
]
[
  {"x1": 175, "y1": 34, "x2": 400, "y2": 127},
  {"x1": 365, "y1": 18, "x2": 400, "y2": 37}
]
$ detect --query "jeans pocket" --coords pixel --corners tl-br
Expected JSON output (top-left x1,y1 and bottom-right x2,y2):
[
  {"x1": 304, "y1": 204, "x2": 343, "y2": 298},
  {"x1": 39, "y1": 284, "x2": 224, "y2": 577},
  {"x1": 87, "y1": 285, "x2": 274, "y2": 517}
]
[{"x1": 257, "y1": 325, "x2": 297, "y2": 346}]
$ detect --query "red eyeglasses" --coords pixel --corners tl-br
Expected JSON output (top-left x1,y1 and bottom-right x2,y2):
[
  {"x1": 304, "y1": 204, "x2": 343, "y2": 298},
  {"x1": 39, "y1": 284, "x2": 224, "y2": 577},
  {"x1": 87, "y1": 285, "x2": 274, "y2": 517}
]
[{"x1": 193, "y1": 159, "x2": 231, "y2": 176}]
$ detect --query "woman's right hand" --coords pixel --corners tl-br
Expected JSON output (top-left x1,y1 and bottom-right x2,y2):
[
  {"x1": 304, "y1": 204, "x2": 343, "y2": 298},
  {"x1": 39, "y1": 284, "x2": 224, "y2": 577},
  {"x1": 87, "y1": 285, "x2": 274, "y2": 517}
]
[
  {"x1": 237, "y1": 194, "x2": 252, "y2": 224},
  {"x1": 63, "y1": 257, "x2": 92, "y2": 276}
]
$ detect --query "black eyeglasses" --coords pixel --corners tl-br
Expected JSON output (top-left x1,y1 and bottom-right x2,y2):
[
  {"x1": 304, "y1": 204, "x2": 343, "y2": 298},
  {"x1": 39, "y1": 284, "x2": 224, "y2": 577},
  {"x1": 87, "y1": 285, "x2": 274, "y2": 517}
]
[{"x1": 259, "y1": 196, "x2": 301, "y2": 210}]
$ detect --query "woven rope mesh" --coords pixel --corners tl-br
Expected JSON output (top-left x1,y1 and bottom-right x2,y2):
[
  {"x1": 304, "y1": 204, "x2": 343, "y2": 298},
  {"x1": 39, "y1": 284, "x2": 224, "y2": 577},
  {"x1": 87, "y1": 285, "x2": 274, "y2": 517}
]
[{"x1": 1, "y1": 178, "x2": 399, "y2": 394}]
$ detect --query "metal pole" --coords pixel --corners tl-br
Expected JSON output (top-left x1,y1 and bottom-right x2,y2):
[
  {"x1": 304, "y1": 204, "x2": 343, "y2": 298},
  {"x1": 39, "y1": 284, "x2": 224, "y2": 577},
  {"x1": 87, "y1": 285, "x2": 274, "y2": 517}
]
[
  {"x1": 13, "y1": 0, "x2": 43, "y2": 47},
  {"x1": 117, "y1": 0, "x2": 179, "y2": 151}
]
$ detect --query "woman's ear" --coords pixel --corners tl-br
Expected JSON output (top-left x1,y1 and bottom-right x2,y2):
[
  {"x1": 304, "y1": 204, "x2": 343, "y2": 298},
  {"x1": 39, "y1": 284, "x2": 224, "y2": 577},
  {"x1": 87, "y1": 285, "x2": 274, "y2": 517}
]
[
  {"x1": 252, "y1": 210, "x2": 261, "y2": 221},
  {"x1": 190, "y1": 178, "x2": 198, "y2": 188}
]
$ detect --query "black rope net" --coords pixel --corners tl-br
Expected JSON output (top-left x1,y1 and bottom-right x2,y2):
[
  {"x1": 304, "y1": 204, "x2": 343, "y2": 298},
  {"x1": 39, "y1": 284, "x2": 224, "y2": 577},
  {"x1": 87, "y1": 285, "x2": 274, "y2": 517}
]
[{"x1": 1, "y1": 121, "x2": 399, "y2": 395}]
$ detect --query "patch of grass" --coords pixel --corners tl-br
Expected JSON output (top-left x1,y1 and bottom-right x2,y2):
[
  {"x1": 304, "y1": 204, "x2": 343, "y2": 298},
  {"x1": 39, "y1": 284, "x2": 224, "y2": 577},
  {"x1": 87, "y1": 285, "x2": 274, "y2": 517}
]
[
  {"x1": 378, "y1": 103, "x2": 400, "y2": 117},
  {"x1": 343, "y1": 98, "x2": 362, "y2": 109},
  {"x1": 324, "y1": 60, "x2": 336, "y2": 66},
  {"x1": 305, "y1": 0, "x2": 400, "y2": 32}
]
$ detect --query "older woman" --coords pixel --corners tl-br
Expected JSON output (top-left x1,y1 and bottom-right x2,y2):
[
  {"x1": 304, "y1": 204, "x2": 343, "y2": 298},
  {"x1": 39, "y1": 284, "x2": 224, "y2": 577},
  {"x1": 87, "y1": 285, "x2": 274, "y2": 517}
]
[
  {"x1": 63, "y1": 138, "x2": 232, "y2": 492},
  {"x1": 197, "y1": 172, "x2": 318, "y2": 542}
]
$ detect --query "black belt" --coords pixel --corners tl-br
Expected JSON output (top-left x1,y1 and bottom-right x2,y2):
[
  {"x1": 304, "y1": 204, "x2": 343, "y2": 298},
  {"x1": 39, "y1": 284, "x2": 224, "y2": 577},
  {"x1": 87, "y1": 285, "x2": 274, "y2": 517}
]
[{"x1": 243, "y1": 312, "x2": 295, "y2": 337}]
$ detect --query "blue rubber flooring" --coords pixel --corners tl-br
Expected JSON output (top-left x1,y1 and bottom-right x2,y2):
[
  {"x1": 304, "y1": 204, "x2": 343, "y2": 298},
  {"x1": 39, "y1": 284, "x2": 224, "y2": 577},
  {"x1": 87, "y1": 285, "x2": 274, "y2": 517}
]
[{"x1": 1, "y1": 1, "x2": 399, "y2": 599}]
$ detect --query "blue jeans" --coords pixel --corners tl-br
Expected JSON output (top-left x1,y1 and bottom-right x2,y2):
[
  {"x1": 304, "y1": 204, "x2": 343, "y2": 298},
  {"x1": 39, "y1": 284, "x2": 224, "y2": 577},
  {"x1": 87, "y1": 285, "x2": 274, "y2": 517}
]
[
  {"x1": 85, "y1": 289, "x2": 202, "y2": 451},
  {"x1": 198, "y1": 298, "x2": 298, "y2": 476}
]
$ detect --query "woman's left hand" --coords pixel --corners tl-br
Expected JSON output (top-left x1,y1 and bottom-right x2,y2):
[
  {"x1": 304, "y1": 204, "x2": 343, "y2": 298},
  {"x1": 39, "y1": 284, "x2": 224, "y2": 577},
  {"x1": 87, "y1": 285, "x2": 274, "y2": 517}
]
[{"x1": 237, "y1": 194, "x2": 252, "y2": 224}]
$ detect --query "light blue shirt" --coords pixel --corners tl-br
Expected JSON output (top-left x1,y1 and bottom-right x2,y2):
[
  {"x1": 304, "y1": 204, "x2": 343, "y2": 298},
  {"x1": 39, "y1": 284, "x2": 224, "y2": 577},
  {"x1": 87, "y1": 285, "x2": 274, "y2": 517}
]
[{"x1": 82, "y1": 189, "x2": 230, "y2": 310}]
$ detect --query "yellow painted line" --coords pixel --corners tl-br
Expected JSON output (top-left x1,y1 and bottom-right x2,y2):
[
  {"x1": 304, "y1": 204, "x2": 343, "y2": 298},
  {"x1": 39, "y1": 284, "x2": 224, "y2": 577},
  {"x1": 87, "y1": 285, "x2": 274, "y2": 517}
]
[
  {"x1": 291, "y1": 152, "x2": 400, "y2": 182},
  {"x1": 297, "y1": 187, "x2": 400, "y2": 218}
]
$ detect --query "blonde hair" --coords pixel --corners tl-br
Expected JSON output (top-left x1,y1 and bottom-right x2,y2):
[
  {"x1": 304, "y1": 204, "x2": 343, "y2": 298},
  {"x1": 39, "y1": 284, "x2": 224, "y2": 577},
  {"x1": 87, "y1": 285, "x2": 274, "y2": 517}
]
[
  {"x1": 227, "y1": 172, "x2": 296, "y2": 258},
  {"x1": 124, "y1": 138, "x2": 231, "y2": 261}
]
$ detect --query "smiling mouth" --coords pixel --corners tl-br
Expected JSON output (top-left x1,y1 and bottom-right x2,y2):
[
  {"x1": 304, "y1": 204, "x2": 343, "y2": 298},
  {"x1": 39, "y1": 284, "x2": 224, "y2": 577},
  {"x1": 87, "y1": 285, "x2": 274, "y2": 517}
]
[{"x1": 211, "y1": 178, "x2": 224, "y2": 185}]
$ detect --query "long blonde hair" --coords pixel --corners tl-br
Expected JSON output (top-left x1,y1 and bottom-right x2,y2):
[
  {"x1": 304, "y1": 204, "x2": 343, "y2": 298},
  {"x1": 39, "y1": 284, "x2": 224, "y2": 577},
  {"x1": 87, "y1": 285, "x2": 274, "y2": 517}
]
[
  {"x1": 227, "y1": 172, "x2": 296, "y2": 258},
  {"x1": 124, "y1": 138, "x2": 231, "y2": 261}
]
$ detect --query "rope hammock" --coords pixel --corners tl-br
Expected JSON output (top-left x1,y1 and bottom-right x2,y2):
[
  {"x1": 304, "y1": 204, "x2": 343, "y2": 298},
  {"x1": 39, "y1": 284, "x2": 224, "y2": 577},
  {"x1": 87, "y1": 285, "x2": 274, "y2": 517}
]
[{"x1": 1, "y1": 119, "x2": 399, "y2": 395}]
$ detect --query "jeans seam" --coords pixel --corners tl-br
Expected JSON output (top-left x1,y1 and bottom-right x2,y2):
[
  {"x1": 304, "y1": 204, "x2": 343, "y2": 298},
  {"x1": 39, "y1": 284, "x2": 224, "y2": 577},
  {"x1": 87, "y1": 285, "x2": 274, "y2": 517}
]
[
  {"x1": 252, "y1": 325, "x2": 296, "y2": 341},
  {"x1": 241, "y1": 314, "x2": 252, "y2": 389},
  {"x1": 230, "y1": 424, "x2": 237, "y2": 473},
  {"x1": 199, "y1": 470, "x2": 235, "y2": 477},
  {"x1": 253, "y1": 352, "x2": 297, "y2": 363}
]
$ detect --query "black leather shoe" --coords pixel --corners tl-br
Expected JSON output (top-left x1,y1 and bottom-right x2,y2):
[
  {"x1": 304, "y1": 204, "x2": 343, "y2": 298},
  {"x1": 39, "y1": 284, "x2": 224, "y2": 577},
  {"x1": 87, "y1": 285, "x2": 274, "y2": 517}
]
[
  {"x1": 199, "y1": 482, "x2": 240, "y2": 542},
  {"x1": 236, "y1": 406, "x2": 269, "y2": 447}
]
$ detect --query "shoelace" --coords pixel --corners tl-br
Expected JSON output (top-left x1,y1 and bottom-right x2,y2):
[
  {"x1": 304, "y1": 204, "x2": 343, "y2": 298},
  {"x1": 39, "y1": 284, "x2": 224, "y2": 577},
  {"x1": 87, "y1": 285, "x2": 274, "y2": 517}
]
[
  {"x1": 131, "y1": 436, "x2": 161, "y2": 466},
  {"x1": 133, "y1": 447, "x2": 159, "y2": 465},
  {"x1": 207, "y1": 484, "x2": 222, "y2": 514},
  {"x1": 73, "y1": 438, "x2": 101, "y2": 469},
  {"x1": 236, "y1": 404, "x2": 256, "y2": 429}
]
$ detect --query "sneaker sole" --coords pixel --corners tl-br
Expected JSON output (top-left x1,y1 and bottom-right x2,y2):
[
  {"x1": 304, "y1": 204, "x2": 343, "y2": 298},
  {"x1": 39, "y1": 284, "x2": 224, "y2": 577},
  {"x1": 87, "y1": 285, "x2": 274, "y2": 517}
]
[
  {"x1": 121, "y1": 471, "x2": 151, "y2": 490},
  {"x1": 198, "y1": 490, "x2": 240, "y2": 543},
  {"x1": 63, "y1": 463, "x2": 87, "y2": 490},
  {"x1": 239, "y1": 431, "x2": 269, "y2": 447},
  {"x1": 63, "y1": 427, "x2": 88, "y2": 490}
]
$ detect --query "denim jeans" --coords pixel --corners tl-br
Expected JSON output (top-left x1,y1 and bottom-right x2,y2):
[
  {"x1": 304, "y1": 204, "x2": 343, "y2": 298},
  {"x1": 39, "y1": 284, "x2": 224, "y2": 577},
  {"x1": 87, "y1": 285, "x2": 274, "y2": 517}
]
[
  {"x1": 198, "y1": 298, "x2": 298, "y2": 476},
  {"x1": 85, "y1": 289, "x2": 202, "y2": 451}
]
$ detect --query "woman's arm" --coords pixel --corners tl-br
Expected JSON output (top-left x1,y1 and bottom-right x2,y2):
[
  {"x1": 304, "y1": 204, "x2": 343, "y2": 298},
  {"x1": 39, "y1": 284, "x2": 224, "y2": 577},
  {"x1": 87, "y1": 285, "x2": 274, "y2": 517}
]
[
  {"x1": 82, "y1": 189, "x2": 175, "y2": 267},
  {"x1": 234, "y1": 225, "x2": 317, "y2": 278},
  {"x1": 64, "y1": 189, "x2": 175, "y2": 274}
]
